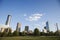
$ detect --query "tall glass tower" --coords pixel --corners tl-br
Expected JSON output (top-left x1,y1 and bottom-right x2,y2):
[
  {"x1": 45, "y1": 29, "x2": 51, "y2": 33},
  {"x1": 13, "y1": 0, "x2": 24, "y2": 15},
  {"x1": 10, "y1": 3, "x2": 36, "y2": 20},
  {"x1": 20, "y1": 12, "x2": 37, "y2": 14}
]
[
  {"x1": 25, "y1": 26, "x2": 29, "y2": 32},
  {"x1": 56, "y1": 23, "x2": 59, "y2": 31},
  {"x1": 46, "y1": 21, "x2": 49, "y2": 32},
  {"x1": 5, "y1": 15, "x2": 12, "y2": 26}
]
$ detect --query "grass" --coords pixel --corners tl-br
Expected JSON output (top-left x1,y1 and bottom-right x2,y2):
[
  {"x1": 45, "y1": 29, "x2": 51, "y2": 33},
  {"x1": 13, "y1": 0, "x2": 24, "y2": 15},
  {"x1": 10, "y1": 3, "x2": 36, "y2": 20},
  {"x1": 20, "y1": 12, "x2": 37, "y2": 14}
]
[{"x1": 0, "y1": 36, "x2": 60, "y2": 40}]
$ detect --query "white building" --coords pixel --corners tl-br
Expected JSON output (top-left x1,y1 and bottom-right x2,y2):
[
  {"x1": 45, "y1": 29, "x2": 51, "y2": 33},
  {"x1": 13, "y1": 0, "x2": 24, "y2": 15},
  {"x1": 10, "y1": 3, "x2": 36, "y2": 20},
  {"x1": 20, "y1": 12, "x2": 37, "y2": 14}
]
[{"x1": 0, "y1": 15, "x2": 12, "y2": 32}]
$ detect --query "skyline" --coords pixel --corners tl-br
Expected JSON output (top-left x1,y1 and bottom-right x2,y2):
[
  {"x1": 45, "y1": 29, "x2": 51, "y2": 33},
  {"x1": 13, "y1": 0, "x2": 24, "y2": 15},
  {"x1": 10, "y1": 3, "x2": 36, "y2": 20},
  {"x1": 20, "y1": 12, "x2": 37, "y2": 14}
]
[{"x1": 0, "y1": 0, "x2": 60, "y2": 32}]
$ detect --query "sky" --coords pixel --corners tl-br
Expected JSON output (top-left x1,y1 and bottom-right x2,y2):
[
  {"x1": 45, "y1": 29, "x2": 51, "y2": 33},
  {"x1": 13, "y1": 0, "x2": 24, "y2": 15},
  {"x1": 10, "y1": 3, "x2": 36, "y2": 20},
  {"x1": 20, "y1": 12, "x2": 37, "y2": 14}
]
[{"x1": 0, "y1": 0, "x2": 60, "y2": 32}]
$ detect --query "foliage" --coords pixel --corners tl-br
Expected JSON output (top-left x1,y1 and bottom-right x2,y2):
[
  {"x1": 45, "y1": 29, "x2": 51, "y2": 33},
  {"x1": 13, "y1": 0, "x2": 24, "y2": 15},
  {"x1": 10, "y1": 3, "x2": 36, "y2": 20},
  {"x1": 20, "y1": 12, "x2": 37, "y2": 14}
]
[
  {"x1": 34, "y1": 28, "x2": 40, "y2": 36},
  {"x1": 54, "y1": 31, "x2": 60, "y2": 36},
  {"x1": 21, "y1": 31, "x2": 27, "y2": 36},
  {"x1": 7, "y1": 28, "x2": 12, "y2": 37},
  {"x1": 13, "y1": 30, "x2": 19, "y2": 36},
  {"x1": 1, "y1": 31, "x2": 8, "y2": 37}
]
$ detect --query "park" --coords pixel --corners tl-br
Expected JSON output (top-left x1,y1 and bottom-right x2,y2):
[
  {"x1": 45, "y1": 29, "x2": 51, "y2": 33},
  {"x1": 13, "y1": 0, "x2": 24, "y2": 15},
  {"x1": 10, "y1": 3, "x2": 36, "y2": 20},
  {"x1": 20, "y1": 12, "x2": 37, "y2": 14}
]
[{"x1": 0, "y1": 36, "x2": 60, "y2": 40}]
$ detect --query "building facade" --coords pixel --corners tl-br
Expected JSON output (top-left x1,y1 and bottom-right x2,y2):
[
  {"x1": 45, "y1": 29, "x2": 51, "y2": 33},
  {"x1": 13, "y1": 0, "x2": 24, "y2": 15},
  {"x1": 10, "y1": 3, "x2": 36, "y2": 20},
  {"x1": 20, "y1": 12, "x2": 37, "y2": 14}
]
[
  {"x1": 0, "y1": 15, "x2": 12, "y2": 32},
  {"x1": 16, "y1": 22, "x2": 21, "y2": 32},
  {"x1": 46, "y1": 21, "x2": 49, "y2": 32},
  {"x1": 25, "y1": 26, "x2": 29, "y2": 33},
  {"x1": 5, "y1": 15, "x2": 12, "y2": 26}
]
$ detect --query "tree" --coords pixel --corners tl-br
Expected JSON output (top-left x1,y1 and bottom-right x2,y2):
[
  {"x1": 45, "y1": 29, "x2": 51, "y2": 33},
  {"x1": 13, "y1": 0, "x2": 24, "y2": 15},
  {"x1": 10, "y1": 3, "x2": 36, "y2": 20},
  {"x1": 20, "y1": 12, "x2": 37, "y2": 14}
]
[
  {"x1": 0, "y1": 32, "x2": 2, "y2": 37},
  {"x1": 1, "y1": 28, "x2": 11, "y2": 37},
  {"x1": 21, "y1": 31, "x2": 27, "y2": 36},
  {"x1": 1, "y1": 31, "x2": 8, "y2": 37},
  {"x1": 7, "y1": 28, "x2": 12, "y2": 37},
  {"x1": 13, "y1": 30, "x2": 19, "y2": 36},
  {"x1": 19, "y1": 32, "x2": 22, "y2": 36},
  {"x1": 48, "y1": 31, "x2": 54, "y2": 36},
  {"x1": 40, "y1": 32, "x2": 45, "y2": 36},
  {"x1": 34, "y1": 28, "x2": 40, "y2": 36},
  {"x1": 54, "y1": 31, "x2": 60, "y2": 36}
]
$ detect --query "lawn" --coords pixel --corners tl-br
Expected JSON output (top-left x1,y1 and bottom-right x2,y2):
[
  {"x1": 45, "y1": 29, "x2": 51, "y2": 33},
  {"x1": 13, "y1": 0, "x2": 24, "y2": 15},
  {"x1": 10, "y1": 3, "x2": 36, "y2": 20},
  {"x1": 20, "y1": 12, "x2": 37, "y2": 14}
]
[{"x1": 0, "y1": 36, "x2": 60, "y2": 40}]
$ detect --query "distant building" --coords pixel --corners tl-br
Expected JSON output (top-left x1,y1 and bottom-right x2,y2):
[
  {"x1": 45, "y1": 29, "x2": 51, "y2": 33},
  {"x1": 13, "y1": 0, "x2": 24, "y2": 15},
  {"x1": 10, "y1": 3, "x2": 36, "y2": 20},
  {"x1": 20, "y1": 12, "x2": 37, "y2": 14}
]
[
  {"x1": 28, "y1": 30, "x2": 33, "y2": 34},
  {"x1": 5, "y1": 15, "x2": 12, "y2": 26},
  {"x1": 46, "y1": 21, "x2": 49, "y2": 32},
  {"x1": 56, "y1": 23, "x2": 59, "y2": 31},
  {"x1": 25, "y1": 26, "x2": 29, "y2": 33},
  {"x1": 0, "y1": 15, "x2": 12, "y2": 32},
  {"x1": 0, "y1": 28, "x2": 5, "y2": 32},
  {"x1": 43, "y1": 27, "x2": 47, "y2": 33},
  {"x1": 16, "y1": 22, "x2": 21, "y2": 32},
  {"x1": 0, "y1": 25, "x2": 10, "y2": 32},
  {"x1": 43, "y1": 21, "x2": 49, "y2": 33}
]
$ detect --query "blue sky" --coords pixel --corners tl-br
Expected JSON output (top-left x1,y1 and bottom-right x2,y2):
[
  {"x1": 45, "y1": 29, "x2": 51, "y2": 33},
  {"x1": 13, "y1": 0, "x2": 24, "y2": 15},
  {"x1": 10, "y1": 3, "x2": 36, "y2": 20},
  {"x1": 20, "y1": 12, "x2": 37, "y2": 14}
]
[{"x1": 0, "y1": 0, "x2": 60, "y2": 32}]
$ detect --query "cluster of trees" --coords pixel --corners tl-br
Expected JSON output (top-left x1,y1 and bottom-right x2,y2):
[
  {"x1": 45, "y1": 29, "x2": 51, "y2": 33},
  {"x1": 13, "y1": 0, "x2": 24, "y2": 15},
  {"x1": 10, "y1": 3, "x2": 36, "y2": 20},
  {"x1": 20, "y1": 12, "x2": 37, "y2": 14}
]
[{"x1": 0, "y1": 28, "x2": 60, "y2": 37}]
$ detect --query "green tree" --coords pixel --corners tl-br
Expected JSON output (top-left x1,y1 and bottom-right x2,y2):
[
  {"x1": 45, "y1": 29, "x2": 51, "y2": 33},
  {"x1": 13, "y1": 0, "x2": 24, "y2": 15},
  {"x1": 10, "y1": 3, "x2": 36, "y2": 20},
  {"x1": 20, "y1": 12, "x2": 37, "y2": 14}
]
[
  {"x1": 54, "y1": 31, "x2": 59, "y2": 36},
  {"x1": 13, "y1": 31, "x2": 19, "y2": 36},
  {"x1": 22, "y1": 31, "x2": 27, "y2": 36},
  {"x1": 0, "y1": 32, "x2": 2, "y2": 37},
  {"x1": 1, "y1": 31, "x2": 8, "y2": 37},
  {"x1": 7, "y1": 28, "x2": 12, "y2": 37},
  {"x1": 48, "y1": 31, "x2": 54, "y2": 36},
  {"x1": 34, "y1": 28, "x2": 40, "y2": 36}
]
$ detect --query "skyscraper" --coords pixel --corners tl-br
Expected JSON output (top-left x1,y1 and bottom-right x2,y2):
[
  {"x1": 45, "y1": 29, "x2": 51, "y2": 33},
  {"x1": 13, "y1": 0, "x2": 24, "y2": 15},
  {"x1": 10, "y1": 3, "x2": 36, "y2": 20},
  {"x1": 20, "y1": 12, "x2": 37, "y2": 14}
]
[
  {"x1": 5, "y1": 15, "x2": 12, "y2": 26},
  {"x1": 16, "y1": 22, "x2": 21, "y2": 32},
  {"x1": 56, "y1": 23, "x2": 59, "y2": 31},
  {"x1": 43, "y1": 26, "x2": 47, "y2": 33},
  {"x1": 46, "y1": 21, "x2": 49, "y2": 32},
  {"x1": 25, "y1": 26, "x2": 29, "y2": 32}
]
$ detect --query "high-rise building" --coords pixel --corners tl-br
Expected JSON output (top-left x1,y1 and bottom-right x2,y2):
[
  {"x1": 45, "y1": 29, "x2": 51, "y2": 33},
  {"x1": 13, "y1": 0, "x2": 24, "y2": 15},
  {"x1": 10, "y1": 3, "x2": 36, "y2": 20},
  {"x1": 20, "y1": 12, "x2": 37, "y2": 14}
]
[
  {"x1": 16, "y1": 22, "x2": 21, "y2": 32},
  {"x1": 46, "y1": 21, "x2": 49, "y2": 32},
  {"x1": 43, "y1": 27, "x2": 47, "y2": 33},
  {"x1": 5, "y1": 15, "x2": 12, "y2": 26},
  {"x1": 56, "y1": 23, "x2": 59, "y2": 31},
  {"x1": 0, "y1": 15, "x2": 12, "y2": 32},
  {"x1": 25, "y1": 26, "x2": 29, "y2": 32}
]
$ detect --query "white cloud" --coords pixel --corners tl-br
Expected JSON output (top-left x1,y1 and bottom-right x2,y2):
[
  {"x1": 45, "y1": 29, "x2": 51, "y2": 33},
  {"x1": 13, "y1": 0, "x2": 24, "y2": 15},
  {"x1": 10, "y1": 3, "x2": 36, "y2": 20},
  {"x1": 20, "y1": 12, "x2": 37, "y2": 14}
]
[{"x1": 26, "y1": 13, "x2": 43, "y2": 21}]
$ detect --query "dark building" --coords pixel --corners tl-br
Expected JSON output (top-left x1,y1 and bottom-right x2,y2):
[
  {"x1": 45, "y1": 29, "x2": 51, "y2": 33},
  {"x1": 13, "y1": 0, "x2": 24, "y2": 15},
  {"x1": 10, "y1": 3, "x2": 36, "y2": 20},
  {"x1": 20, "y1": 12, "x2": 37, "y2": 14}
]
[
  {"x1": 46, "y1": 21, "x2": 49, "y2": 32},
  {"x1": 5, "y1": 15, "x2": 12, "y2": 26},
  {"x1": 25, "y1": 26, "x2": 29, "y2": 32}
]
